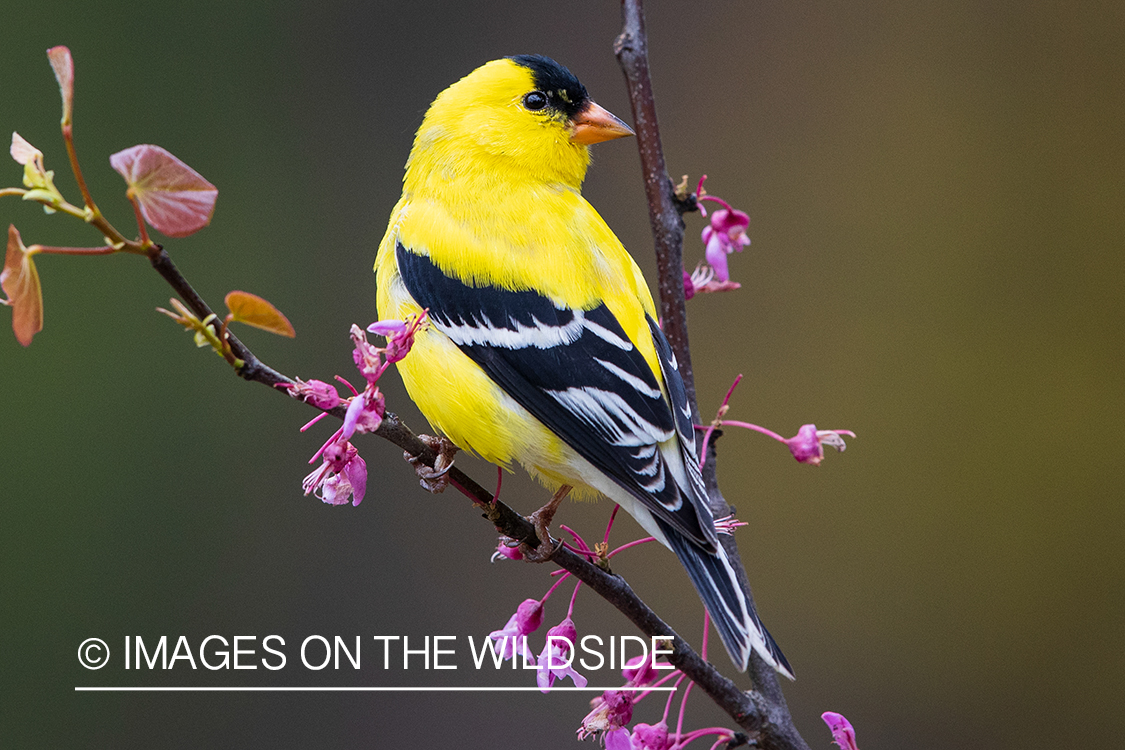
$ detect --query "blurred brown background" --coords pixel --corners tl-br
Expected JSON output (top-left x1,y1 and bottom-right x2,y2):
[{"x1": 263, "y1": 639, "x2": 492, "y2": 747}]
[{"x1": 2, "y1": 1, "x2": 1122, "y2": 748}]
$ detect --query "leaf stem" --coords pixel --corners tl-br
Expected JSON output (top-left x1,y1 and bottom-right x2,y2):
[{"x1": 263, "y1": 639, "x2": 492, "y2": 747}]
[
  {"x1": 125, "y1": 188, "x2": 153, "y2": 248},
  {"x1": 60, "y1": 122, "x2": 99, "y2": 221},
  {"x1": 27, "y1": 244, "x2": 117, "y2": 256}
]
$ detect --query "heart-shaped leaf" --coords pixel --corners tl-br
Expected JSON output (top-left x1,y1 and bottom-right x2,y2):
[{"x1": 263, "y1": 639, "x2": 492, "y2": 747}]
[{"x1": 109, "y1": 144, "x2": 217, "y2": 238}]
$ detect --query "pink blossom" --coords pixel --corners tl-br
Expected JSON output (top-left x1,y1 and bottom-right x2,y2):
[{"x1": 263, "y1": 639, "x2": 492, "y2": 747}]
[
  {"x1": 341, "y1": 387, "x2": 385, "y2": 439},
  {"x1": 701, "y1": 207, "x2": 750, "y2": 283},
  {"x1": 351, "y1": 313, "x2": 427, "y2": 383},
  {"x1": 285, "y1": 378, "x2": 343, "y2": 410},
  {"x1": 383, "y1": 311, "x2": 428, "y2": 364},
  {"x1": 488, "y1": 599, "x2": 544, "y2": 663},
  {"x1": 724, "y1": 419, "x2": 857, "y2": 466},
  {"x1": 350, "y1": 324, "x2": 388, "y2": 384},
  {"x1": 694, "y1": 175, "x2": 751, "y2": 284},
  {"x1": 784, "y1": 424, "x2": 856, "y2": 466},
  {"x1": 577, "y1": 689, "x2": 634, "y2": 741},
  {"x1": 537, "y1": 617, "x2": 587, "y2": 692},
  {"x1": 302, "y1": 438, "x2": 367, "y2": 506},
  {"x1": 630, "y1": 721, "x2": 672, "y2": 750},
  {"x1": 294, "y1": 315, "x2": 426, "y2": 508},
  {"x1": 821, "y1": 712, "x2": 859, "y2": 750}
]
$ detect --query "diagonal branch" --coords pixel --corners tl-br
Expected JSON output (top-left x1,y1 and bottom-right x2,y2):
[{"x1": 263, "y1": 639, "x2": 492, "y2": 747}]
[{"x1": 144, "y1": 231, "x2": 799, "y2": 742}]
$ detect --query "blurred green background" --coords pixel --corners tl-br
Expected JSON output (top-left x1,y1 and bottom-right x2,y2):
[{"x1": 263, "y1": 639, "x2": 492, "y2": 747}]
[{"x1": 2, "y1": 1, "x2": 1122, "y2": 748}]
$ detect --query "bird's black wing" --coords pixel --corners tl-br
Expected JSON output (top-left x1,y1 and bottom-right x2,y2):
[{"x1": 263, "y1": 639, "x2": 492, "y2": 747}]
[{"x1": 397, "y1": 243, "x2": 715, "y2": 550}]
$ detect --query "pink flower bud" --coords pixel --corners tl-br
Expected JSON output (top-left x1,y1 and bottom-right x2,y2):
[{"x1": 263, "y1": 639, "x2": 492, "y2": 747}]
[
  {"x1": 286, "y1": 378, "x2": 343, "y2": 410},
  {"x1": 491, "y1": 540, "x2": 525, "y2": 562},
  {"x1": 367, "y1": 319, "x2": 409, "y2": 336},
  {"x1": 821, "y1": 712, "x2": 859, "y2": 750}
]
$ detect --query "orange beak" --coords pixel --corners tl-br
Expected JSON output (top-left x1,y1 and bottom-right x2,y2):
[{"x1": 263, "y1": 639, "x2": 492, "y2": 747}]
[{"x1": 569, "y1": 101, "x2": 635, "y2": 145}]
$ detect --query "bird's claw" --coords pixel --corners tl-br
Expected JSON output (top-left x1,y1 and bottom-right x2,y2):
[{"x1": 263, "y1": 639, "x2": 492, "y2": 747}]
[
  {"x1": 520, "y1": 484, "x2": 572, "y2": 562},
  {"x1": 520, "y1": 535, "x2": 564, "y2": 563},
  {"x1": 405, "y1": 434, "x2": 458, "y2": 493}
]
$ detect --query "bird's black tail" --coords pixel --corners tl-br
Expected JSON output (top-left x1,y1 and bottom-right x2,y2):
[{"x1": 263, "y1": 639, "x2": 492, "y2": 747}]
[{"x1": 658, "y1": 517, "x2": 794, "y2": 679}]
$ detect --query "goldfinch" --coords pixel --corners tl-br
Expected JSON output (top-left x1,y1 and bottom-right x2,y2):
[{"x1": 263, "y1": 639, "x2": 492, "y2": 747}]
[{"x1": 375, "y1": 55, "x2": 791, "y2": 677}]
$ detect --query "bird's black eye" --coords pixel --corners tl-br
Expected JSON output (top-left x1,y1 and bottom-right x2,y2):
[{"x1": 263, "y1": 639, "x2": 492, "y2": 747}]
[{"x1": 523, "y1": 91, "x2": 548, "y2": 111}]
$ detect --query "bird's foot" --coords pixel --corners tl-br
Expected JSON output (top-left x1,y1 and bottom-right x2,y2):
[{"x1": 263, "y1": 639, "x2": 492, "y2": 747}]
[
  {"x1": 521, "y1": 484, "x2": 572, "y2": 562},
  {"x1": 405, "y1": 434, "x2": 458, "y2": 493}
]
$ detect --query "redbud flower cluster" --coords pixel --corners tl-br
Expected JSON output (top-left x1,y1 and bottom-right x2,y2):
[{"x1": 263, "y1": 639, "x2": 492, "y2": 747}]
[
  {"x1": 683, "y1": 175, "x2": 750, "y2": 299},
  {"x1": 490, "y1": 515, "x2": 748, "y2": 749},
  {"x1": 287, "y1": 313, "x2": 428, "y2": 506}
]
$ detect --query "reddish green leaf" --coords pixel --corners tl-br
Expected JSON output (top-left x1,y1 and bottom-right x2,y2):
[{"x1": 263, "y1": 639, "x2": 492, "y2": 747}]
[
  {"x1": 1, "y1": 225, "x2": 43, "y2": 346},
  {"x1": 46, "y1": 46, "x2": 74, "y2": 126},
  {"x1": 225, "y1": 291, "x2": 295, "y2": 338},
  {"x1": 109, "y1": 144, "x2": 217, "y2": 238}
]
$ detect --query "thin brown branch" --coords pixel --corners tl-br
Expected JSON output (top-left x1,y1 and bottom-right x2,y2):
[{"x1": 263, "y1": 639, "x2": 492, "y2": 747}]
[
  {"x1": 147, "y1": 248, "x2": 292, "y2": 387},
  {"x1": 616, "y1": 1, "x2": 812, "y2": 748},
  {"x1": 614, "y1": 0, "x2": 697, "y2": 417}
]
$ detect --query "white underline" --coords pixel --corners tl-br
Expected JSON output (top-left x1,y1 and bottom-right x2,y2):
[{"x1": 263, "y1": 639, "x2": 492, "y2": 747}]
[{"x1": 75, "y1": 686, "x2": 675, "y2": 692}]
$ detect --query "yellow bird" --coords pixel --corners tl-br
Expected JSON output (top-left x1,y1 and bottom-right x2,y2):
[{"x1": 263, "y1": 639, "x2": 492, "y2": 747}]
[{"x1": 375, "y1": 55, "x2": 791, "y2": 677}]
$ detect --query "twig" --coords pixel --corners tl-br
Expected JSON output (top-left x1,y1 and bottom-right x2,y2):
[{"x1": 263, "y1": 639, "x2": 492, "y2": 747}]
[
  {"x1": 613, "y1": 1, "x2": 697, "y2": 415},
  {"x1": 615, "y1": 2, "x2": 811, "y2": 748}
]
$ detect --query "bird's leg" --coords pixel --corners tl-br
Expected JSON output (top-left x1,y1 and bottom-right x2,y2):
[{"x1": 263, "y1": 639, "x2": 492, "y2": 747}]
[
  {"x1": 521, "y1": 484, "x2": 572, "y2": 562},
  {"x1": 404, "y1": 434, "x2": 458, "y2": 493}
]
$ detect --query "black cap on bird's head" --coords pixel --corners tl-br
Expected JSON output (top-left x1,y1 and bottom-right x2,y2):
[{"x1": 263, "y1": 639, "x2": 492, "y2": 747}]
[
  {"x1": 509, "y1": 54, "x2": 634, "y2": 145},
  {"x1": 508, "y1": 54, "x2": 589, "y2": 119}
]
